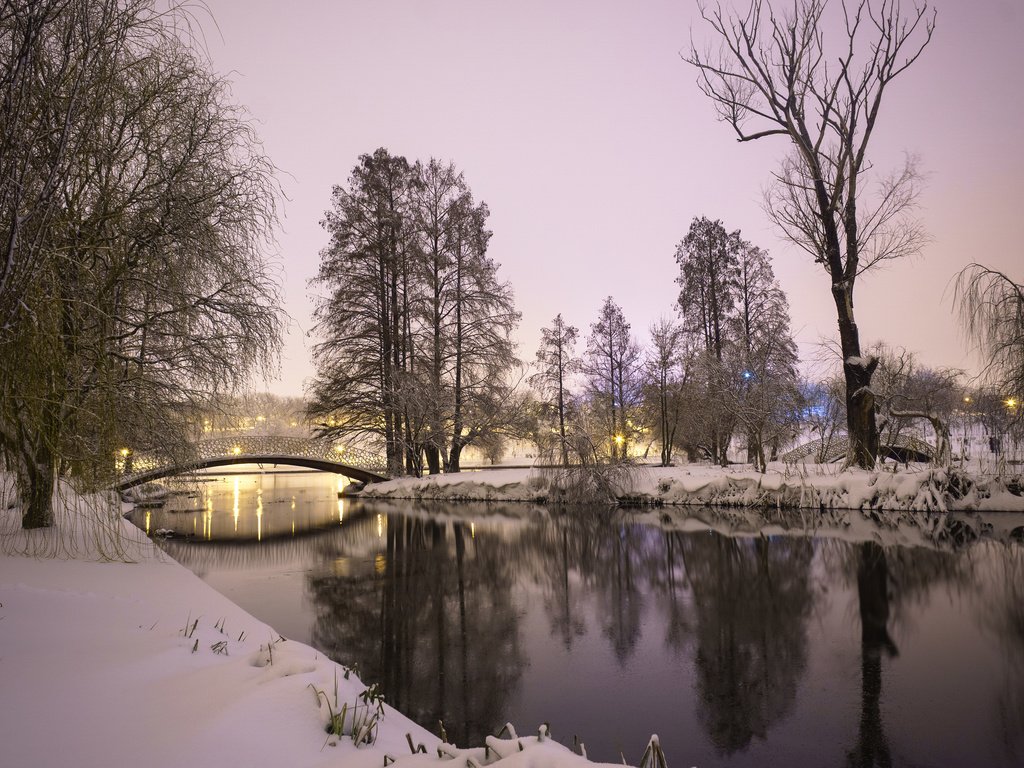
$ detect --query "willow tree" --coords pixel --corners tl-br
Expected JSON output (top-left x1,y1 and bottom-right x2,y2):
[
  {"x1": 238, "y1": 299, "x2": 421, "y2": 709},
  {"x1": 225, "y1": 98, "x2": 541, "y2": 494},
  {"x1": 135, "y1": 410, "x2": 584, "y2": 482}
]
[
  {"x1": 0, "y1": 15, "x2": 283, "y2": 528},
  {"x1": 955, "y1": 264, "x2": 1024, "y2": 412},
  {"x1": 686, "y1": 0, "x2": 935, "y2": 468},
  {"x1": 1, "y1": 0, "x2": 126, "y2": 332}
]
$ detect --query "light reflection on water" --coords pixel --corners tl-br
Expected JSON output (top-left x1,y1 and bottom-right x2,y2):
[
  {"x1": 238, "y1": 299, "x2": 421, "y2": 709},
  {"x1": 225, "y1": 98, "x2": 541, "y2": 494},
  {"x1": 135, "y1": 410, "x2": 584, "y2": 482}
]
[{"x1": 129, "y1": 472, "x2": 1024, "y2": 767}]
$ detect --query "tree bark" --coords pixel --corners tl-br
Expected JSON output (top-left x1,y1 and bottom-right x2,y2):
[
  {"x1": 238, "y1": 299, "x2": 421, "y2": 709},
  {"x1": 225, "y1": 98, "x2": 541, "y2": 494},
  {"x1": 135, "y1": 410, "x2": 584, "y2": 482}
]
[{"x1": 18, "y1": 437, "x2": 56, "y2": 529}]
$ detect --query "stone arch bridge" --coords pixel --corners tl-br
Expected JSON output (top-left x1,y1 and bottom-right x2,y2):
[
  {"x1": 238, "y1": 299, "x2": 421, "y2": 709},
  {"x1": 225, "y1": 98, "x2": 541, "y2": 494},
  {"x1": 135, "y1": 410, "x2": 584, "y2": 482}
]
[{"x1": 116, "y1": 435, "x2": 388, "y2": 490}]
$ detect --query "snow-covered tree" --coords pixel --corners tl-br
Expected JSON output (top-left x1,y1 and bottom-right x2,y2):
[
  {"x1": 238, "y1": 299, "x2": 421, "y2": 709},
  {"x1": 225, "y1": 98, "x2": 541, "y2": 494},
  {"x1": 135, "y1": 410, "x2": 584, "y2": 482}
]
[
  {"x1": 955, "y1": 264, "x2": 1024, "y2": 419},
  {"x1": 530, "y1": 314, "x2": 581, "y2": 466},
  {"x1": 686, "y1": 0, "x2": 936, "y2": 468},
  {"x1": 584, "y1": 297, "x2": 641, "y2": 460},
  {"x1": 675, "y1": 217, "x2": 742, "y2": 464},
  {"x1": 870, "y1": 344, "x2": 962, "y2": 466},
  {"x1": 308, "y1": 149, "x2": 417, "y2": 476},
  {"x1": 309, "y1": 152, "x2": 520, "y2": 475},
  {"x1": 644, "y1": 317, "x2": 690, "y2": 466},
  {"x1": 0, "y1": 18, "x2": 283, "y2": 528},
  {"x1": 731, "y1": 244, "x2": 800, "y2": 471}
]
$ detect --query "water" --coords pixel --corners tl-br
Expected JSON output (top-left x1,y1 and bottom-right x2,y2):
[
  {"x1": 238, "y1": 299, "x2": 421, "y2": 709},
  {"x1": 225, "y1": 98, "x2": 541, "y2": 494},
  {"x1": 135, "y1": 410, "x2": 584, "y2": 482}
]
[{"x1": 128, "y1": 471, "x2": 1024, "y2": 767}]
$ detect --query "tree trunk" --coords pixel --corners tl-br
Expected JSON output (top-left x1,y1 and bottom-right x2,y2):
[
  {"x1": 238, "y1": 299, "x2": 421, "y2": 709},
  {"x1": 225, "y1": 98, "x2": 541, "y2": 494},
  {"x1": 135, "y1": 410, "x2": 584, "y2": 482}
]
[
  {"x1": 19, "y1": 440, "x2": 56, "y2": 529},
  {"x1": 557, "y1": 368, "x2": 569, "y2": 467},
  {"x1": 425, "y1": 444, "x2": 441, "y2": 475},
  {"x1": 835, "y1": 284, "x2": 879, "y2": 469},
  {"x1": 448, "y1": 439, "x2": 463, "y2": 473},
  {"x1": 844, "y1": 357, "x2": 879, "y2": 470}
]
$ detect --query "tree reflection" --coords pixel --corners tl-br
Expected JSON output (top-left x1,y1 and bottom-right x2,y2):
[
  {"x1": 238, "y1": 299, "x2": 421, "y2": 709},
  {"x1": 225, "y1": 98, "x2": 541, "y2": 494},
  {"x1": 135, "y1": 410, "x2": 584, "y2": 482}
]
[
  {"x1": 847, "y1": 541, "x2": 897, "y2": 768},
  {"x1": 598, "y1": 524, "x2": 647, "y2": 664},
  {"x1": 684, "y1": 535, "x2": 815, "y2": 754},
  {"x1": 840, "y1": 538, "x2": 973, "y2": 767},
  {"x1": 306, "y1": 515, "x2": 523, "y2": 747},
  {"x1": 978, "y1": 544, "x2": 1024, "y2": 764}
]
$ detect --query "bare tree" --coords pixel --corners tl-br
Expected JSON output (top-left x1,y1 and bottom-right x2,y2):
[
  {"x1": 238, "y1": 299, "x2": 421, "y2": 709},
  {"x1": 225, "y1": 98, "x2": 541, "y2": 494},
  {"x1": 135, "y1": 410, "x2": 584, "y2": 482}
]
[
  {"x1": 731, "y1": 243, "x2": 800, "y2": 470},
  {"x1": 584, "y1": 297, "x2": 642, "y2": 460},
  {"x1": 686, "y1": 0, "x2": 936, "y2": 468},
  {"x1": 531, "y1": 313, "x2": 580, "y2": 466},
  {"x1": 412, "y1": 158, "x2": 465, "y2": 473},
  {"x1": 441, "y1": 196, "x2": 521, "y2": 473},
  {"x1": 646, "y1": 316, "x2": 689, "y2": 466},
  {"x1": 872, "y1": 344, "x2": 961, "y2": 466},
  {"x1": 309, "y1": 152, "x2": 520, "y2": 475}
]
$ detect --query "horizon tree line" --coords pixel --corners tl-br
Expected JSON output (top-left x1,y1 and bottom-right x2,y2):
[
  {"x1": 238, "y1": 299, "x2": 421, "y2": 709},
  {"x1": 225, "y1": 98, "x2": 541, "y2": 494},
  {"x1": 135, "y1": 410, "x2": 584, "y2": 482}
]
[{"x1": 528, "y1": 216, "x2": 801, "y2": 471}]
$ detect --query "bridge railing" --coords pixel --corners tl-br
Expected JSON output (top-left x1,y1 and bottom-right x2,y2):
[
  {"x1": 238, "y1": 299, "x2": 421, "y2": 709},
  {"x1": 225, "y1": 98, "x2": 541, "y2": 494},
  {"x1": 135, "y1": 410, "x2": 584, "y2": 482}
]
[{"x1": 118, "y1": 435, "x2": 388, "y2": 486}]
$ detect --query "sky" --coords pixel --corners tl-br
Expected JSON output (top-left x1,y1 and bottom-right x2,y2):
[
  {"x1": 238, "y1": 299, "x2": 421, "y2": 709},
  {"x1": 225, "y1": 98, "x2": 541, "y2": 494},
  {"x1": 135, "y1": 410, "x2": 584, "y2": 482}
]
[{"x1": 197, "y1": 0, "x2": 1024, "y2": 397}]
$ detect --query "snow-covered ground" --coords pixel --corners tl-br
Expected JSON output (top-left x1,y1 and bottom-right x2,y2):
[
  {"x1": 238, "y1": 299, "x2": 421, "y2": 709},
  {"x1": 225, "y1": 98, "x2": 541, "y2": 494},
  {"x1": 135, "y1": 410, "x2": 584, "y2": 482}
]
[
  {"x1": 360, "y1": 462, "x2": 1024, "y2": 512},
  {"x1": 0, "y1": 481, "x2": 618, "y2": 768},
  {"x1": 3, "y1": 461, "x2": 1020, "y2": 767}
]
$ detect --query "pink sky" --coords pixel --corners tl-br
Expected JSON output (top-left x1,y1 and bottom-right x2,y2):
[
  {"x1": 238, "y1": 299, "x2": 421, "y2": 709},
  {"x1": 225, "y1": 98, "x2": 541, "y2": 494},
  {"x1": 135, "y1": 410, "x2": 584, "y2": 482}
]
[{"x1": 200, "y1": 0, "x2": 1024, "y2": 397}]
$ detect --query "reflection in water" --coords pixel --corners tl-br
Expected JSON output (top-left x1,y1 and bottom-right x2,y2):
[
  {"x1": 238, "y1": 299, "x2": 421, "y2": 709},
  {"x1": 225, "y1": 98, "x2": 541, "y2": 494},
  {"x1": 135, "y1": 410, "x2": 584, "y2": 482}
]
[
  {"x1": 137, "y1": 475, "x2": 1024, "y2": 767},
  {"x1": 849, "y1": 542, "x2": 898, "y2": 768},
  {"x1": 307, "y1": 516, "x2": 522, "y2": 748},
  {"x1": 980, "y1": 545, "x2": 1024, "y2": 765},
  {"x1": 684, "y1": 535, "x2": 814, "y2": 755}
]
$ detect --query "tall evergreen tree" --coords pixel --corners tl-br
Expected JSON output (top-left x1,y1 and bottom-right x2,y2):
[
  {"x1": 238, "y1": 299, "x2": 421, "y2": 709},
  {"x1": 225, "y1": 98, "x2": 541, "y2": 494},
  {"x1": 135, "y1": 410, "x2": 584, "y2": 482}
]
[{"x1": 675, "y1": 217, "x2": 742, "y2": 464}]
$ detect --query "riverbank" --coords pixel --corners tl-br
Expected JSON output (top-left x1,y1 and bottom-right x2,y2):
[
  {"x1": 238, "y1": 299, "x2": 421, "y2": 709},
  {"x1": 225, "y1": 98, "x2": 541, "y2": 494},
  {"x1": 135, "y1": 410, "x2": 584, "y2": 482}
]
[
  {"x1": 0, "y1": 483, "x2": 613, "y2": 768},
  {"x1": 359, "y1": 463, "x2": 1024, "y2": 512}
]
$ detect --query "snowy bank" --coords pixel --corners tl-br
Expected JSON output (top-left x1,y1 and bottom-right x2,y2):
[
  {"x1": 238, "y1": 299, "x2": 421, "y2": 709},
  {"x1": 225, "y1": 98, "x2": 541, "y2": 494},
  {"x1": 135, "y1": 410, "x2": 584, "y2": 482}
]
[
  {"x1": 359, "y1": 463, "x2": 1024, "y2": 512},
  {"x1": 0, "y1": 487, "x2": 623, "y2": 768}
]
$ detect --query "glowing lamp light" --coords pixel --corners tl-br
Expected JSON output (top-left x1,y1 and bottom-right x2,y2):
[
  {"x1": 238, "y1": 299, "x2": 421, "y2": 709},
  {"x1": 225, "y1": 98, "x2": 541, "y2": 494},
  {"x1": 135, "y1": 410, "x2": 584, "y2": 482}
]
[
  {"x1": 614, "y1": 434, "x2": 625, "y2": 445},
  {"x1": 742, "y1": 370, "x2": 754, "y2": 380},
  {"x1": 1007, "y1": 397, "x2": 1019, "y2": 409},
  {"x1": 232, "y1": 445, "x2": 242, "y2": 455},
  {"x1": 963, "y1": 396, "x2": 972, "y2": 404},
  {"x1": 119, "y1": 448, "x2": 130, "y2": 457}
]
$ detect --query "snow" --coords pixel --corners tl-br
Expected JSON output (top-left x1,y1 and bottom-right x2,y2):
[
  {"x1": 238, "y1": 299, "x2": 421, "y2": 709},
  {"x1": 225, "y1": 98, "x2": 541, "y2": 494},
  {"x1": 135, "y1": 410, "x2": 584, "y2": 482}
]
[
  {"x1": 2, "y1": 462, "x2": 1020, "y2": 767},
  {"x1": 0, "y1": 481, "x2": 625, "y2": 768},
  {"x1": 362, "y1": 463, "x2": 1024, "y2": 512}
]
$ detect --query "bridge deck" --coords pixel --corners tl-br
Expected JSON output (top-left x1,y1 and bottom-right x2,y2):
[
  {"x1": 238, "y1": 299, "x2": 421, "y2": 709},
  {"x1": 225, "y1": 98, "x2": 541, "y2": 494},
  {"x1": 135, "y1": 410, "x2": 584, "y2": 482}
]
[{"x1": 116, "y1": 436, "x2": 388, "y2": 490}]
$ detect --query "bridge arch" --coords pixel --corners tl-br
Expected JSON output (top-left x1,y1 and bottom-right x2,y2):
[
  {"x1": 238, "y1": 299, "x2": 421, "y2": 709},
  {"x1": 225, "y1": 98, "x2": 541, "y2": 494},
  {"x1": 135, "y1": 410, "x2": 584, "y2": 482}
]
[{"x1": 115, "y1": 436, "x2": 388, "y2": 490}]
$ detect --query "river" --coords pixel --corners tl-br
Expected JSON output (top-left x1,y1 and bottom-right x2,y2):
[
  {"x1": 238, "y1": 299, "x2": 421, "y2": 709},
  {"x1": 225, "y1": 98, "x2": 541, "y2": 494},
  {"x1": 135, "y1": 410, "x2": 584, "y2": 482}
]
[{"x1": 127, "y1": 470, "x2": 1024, "y2": 767}]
